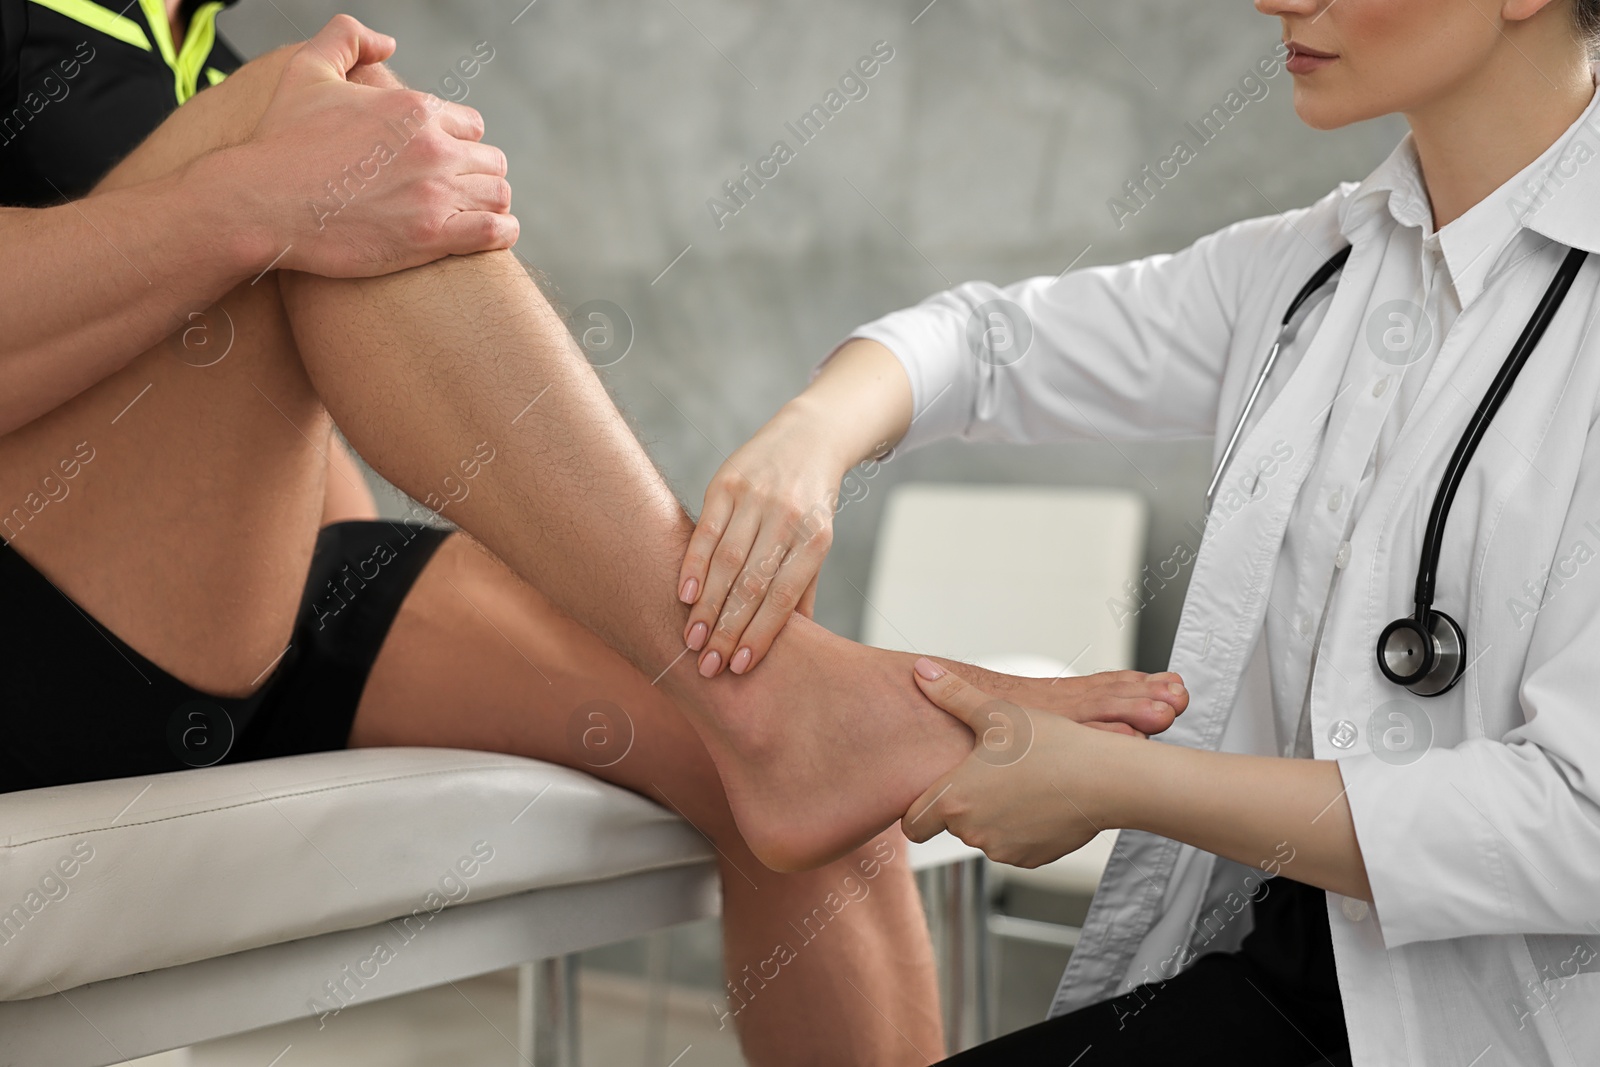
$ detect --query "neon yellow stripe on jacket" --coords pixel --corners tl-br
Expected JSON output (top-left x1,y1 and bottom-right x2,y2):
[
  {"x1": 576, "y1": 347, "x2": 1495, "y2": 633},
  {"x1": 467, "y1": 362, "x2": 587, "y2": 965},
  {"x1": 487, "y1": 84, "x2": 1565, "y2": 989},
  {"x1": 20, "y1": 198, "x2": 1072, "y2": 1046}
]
[
  {"x1": 172, "y1": 2, "x2": 224, "y2": 102},
  {"x1": 135, "y1": 0, "x2": 177, "y2": 66},
  {"x1": 27, "y1": 0, "x2": 226, "y2": 103},
  {"x1": 136, "y1": 0, "x2": 225, "y2": 103}
]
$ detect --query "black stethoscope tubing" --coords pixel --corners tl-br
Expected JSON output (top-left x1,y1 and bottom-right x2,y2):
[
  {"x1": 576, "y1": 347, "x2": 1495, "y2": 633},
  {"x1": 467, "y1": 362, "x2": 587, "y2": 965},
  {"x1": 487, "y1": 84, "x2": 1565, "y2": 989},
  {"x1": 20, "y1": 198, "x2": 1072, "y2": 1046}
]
[
  {"x1": 1215, "y1": 242, "x2": 1588, "y2": 697},
  {"x1": 1411, "y1": 244, "x2": 1589, "y2": 617}
]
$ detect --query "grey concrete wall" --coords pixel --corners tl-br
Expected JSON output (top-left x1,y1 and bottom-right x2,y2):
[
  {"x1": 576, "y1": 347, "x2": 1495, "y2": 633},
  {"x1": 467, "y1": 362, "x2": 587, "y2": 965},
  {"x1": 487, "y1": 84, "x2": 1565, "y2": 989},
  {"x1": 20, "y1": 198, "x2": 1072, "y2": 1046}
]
[{"x1": 219, "y1": 0, "x2": 1406, "y2": 671}]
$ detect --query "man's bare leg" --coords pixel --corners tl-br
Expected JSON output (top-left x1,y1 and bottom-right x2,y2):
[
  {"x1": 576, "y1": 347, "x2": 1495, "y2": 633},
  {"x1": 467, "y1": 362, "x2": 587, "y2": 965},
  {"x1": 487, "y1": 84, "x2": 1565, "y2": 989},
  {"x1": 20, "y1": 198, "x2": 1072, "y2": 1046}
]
[
  {"x1": 25, "y1": 26, "x2": 1167, "y2": 877},
  {"x1": 0, "y1": 44, "x2": 946, "y2": 1064},
  {"x1": 272, "y1": 50, "x2": 1191, "y2": 869},
  {"x1": 277, "y1": 242, "x2": 978, "y2": 871},
  {"x1": 356, "y1": 537, "x2": 942, "y2": 1065},
  {"x1": 8, "y1": 28, "x2": 1165, "y2": 1060},
  {"x1": 67, "y1": 30, "x2": 968, "y2": 875}
]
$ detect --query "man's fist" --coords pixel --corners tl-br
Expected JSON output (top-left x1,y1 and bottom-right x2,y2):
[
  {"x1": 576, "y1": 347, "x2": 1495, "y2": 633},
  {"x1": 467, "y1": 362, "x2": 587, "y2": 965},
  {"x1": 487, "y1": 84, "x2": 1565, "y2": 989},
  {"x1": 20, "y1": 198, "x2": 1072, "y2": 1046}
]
[{"x1": 241, "y1": 15, "x2": 517, "y2": 277}]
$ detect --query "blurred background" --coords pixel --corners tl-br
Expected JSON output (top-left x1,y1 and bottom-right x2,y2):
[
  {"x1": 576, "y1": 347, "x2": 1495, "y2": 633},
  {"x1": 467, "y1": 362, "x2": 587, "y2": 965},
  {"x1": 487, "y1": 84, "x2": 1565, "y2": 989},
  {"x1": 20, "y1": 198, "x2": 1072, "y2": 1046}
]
[{"x1": 142, "y1": 0, "x2": 1404, "y2": 1063}]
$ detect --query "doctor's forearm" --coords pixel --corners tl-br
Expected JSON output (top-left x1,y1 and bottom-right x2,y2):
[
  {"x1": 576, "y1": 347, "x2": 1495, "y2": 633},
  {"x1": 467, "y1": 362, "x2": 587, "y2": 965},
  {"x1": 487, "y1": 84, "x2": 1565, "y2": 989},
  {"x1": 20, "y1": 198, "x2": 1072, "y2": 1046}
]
[
  {"x1": 1091, "y1": 733, "x2": 1373, "y2": 901},
  {"x1": 786, "y1": 338, "x2": 914, "y2": 468}
]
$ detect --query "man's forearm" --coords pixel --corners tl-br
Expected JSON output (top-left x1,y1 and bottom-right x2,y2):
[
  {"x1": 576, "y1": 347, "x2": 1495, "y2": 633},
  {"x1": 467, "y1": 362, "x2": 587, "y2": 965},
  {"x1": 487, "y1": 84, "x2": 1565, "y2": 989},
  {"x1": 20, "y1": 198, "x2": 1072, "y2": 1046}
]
[
  {"x1": 1088, "y1": 731, "x2": 1374, "y2": 901},
  {"x1": 3, "y1": 14, "x2": 520, "y2": 438},
  {"x1": 0, "y1": 147, "x2": 269, "y2": 435}
]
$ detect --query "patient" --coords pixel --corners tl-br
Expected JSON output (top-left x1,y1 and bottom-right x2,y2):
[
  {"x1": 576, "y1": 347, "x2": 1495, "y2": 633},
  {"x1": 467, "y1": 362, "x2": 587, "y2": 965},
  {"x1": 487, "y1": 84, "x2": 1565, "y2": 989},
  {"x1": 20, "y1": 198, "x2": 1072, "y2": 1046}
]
[{"x1": 0, "y1": 9, "x2": 1185, "y2": 1064}]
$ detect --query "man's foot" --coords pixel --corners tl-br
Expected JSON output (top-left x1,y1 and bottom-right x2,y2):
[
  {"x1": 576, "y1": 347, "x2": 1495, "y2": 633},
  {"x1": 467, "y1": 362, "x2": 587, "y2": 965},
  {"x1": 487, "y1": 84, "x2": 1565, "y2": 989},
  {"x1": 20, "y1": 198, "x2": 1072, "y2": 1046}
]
[
  {"x1": 664, "y1": 615, "x2": 1185, "y2": 872},
  {"x1": 665, "y1": 615, "x2": 965, "y2": 871}
]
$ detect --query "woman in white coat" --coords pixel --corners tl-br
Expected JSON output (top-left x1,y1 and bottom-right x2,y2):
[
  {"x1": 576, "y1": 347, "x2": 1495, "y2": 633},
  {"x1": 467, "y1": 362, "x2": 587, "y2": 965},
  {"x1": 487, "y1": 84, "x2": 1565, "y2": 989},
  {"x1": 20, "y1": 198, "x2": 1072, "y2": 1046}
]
[{"x1": 677, "y1": 0, "x2": 1600, "y2": 1063}]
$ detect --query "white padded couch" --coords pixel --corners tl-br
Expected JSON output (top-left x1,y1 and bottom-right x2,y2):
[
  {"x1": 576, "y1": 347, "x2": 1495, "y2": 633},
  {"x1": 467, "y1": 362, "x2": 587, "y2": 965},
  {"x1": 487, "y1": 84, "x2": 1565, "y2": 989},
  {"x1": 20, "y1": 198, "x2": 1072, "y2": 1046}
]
[{"x1": 0, "y1": 747, "x2": 718, "y2": 1067}]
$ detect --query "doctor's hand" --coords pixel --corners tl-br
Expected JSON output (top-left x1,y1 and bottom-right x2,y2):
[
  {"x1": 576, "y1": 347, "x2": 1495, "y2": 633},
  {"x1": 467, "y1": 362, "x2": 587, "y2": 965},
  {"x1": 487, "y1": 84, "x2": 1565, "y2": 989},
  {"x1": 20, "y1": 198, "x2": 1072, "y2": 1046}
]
[
  {"x1": 901, "y1": 658, "x2": 1122, "y2": 869},
  {"x1": 678, "y1": 405, "x2": 857, "y2": 678}
]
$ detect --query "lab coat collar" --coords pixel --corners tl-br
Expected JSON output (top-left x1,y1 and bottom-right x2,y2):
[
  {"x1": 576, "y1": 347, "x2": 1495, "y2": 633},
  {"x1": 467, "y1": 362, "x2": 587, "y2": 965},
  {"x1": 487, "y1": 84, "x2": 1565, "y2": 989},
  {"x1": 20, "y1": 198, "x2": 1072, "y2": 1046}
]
[
  {"x1": 1516, "y1": 69, "x2": 1600, "y2": 257},
  {"x1": 1338, "y1": 67, "x2": 1600, "y2": 293},
  {"x1": 1337, "y1": 137, "x2": 1431, "y2": 241}
]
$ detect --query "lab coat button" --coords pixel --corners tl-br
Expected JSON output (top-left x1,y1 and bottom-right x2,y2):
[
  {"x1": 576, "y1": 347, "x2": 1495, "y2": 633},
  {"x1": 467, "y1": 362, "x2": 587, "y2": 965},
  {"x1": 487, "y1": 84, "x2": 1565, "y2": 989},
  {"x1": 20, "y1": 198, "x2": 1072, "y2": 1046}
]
[
  {"x1": 1335, "y1": 541, "x2": 1352, "y2": 569},
  {"x1": 1328, "y1": 489, "x2": 1343, "y2": 511},
  {"x1": 1341, "y1": 897, "x2": 1370, "y2": 923},
  {"x1": 1329, "y1": 720, "x2": 1358, "y2": 749},
  {"x1": 1298, "y1": 615, "x2": 1313, "y2": 636},
  {"x1": 1373, "y1": 377, "x2": 1391, "y2": 398}
]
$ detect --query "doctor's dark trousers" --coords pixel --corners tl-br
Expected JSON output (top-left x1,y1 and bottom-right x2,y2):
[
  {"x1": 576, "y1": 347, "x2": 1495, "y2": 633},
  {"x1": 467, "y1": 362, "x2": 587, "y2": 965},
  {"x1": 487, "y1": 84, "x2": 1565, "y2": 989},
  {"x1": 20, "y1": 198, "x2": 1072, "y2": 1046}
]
[{"x1": 938, "y1": 876, "x2": 1353, "y2": 1067}]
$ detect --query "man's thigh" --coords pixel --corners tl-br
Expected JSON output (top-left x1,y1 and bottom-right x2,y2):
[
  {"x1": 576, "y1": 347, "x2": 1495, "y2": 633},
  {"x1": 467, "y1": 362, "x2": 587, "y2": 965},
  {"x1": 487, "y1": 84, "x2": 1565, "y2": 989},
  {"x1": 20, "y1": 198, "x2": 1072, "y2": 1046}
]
[
  {"x1": 0, "y1": 269, "x2": 335, "y2": 695},
  {"x1": 0, "y1": 45, "x2": 334, "y2": 697},
  {"x1": 353, "y1": 535, "x2": 742, "y2": 840}
]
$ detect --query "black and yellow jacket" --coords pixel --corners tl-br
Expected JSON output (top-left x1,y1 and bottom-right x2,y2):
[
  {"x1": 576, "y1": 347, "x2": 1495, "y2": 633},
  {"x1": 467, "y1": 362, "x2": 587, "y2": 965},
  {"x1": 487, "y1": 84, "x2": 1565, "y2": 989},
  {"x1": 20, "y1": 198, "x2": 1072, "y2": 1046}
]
[{"x1": 0, "y1": 0, "x2": 243, "y2": 206}]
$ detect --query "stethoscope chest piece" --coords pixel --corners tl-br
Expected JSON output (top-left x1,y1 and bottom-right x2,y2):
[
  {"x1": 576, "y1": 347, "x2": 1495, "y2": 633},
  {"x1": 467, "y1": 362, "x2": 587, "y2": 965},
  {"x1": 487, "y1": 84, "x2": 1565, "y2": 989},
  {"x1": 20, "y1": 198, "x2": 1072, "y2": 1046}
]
[
  {"x1": 1222, "y1": 244, "x2": 1588, "y2": 697},
  {"x1": 1377, "y1": 610, "x2": 1465, "y2": 697}
]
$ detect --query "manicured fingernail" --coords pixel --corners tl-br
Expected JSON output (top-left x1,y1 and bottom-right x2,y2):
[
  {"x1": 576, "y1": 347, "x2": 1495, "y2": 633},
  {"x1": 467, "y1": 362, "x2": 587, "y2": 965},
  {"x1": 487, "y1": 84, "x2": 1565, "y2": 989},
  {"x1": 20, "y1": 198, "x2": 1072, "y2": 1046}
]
[
  {"x1": 730, "y1": 647, "x2": 753, "y2": 674},
  {"x1": 698, "y1": 649, "x2": 722, "y2": 678},
  {"x1": 679, "y1": 577, "x2": 699, "y2": 604},
  {"x1": 686, "y1": 621, "x2": 709, "y2": 651},
  {"x1": 914, "y1": 657, "x2": 945, "y2": 681},
  {"x1": 1168, "y1": 683, "x2": 1186, "y2": 697}
]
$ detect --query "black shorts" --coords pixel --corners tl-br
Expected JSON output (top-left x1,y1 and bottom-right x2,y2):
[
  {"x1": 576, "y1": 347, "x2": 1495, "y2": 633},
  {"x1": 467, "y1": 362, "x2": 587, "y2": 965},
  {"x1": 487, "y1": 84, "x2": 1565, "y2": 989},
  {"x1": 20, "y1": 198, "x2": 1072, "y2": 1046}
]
[
  {"x1": 0, "y1": 520, "x2": 451, "y2": 794},
  {"x1": 941, "y1": 876, "x2": 1351, "y2": 1066}
]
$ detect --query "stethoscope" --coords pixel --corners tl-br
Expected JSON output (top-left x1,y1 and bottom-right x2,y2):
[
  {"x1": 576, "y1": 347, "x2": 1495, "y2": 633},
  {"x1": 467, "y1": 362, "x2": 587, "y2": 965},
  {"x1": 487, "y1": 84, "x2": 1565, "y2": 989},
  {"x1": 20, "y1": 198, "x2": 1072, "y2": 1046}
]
[{"x1": 1205, "y1": 242, "x2": 1589, "y2": 697}]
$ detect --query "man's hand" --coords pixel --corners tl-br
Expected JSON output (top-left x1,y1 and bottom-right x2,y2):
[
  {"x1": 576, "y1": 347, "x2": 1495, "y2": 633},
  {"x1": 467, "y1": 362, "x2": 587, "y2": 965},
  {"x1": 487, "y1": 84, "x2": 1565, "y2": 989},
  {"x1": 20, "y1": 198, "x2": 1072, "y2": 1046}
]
[{"x1": 240, "y1": 15, "x2": 517, "y2": 276}]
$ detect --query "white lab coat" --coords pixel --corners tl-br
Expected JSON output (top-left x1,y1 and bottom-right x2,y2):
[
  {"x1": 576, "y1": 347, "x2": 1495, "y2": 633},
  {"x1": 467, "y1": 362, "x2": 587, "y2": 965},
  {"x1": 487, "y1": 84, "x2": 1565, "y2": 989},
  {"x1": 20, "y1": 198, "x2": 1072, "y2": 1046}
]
[{"x1": 846, "y1": 89, "x2": 1600, "y2": 1065}]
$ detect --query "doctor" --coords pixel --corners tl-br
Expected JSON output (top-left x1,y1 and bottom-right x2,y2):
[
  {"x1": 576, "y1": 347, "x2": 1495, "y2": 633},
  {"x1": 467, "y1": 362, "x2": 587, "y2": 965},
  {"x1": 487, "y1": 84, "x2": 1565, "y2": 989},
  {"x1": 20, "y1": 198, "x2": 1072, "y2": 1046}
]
[{"x1": 678, "y1": 0, "x2": 1600, "y2": 1063}]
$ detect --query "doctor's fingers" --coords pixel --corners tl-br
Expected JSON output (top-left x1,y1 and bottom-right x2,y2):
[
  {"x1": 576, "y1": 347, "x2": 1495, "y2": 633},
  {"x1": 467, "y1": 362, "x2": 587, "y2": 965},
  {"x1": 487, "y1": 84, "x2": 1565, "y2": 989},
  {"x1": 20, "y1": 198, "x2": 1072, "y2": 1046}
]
[
  {"x1": 902, "y1": 772, "x2": 1043, "y2": 866},
  {"x1": 682, "y1": 505, "x2": 760, "y2": 657},
  {"x1": 699, "y1": 518, "x2": 807, "y2": 675},
  {"x1": 901, "y1": 767, "x2": 960, "y2": 845},
  {"x1": 1083, "y1": 721, "x2": 1145, "y2": 739},
  {"x1": 797, "y1": 575, "x2": 818, "y2": 619},
  {"x1": 912, "y1": 658, "x2": 1021, "y2": 735},
  {"x1": 715, "y1": 528, "x2": 831, "y2": 674},
  {"x1": 679, "y1": 492, "x2": 733, "y2": 605},
  {"x1": 700, "y1": 518, "x2": 800, "y2": 675}
]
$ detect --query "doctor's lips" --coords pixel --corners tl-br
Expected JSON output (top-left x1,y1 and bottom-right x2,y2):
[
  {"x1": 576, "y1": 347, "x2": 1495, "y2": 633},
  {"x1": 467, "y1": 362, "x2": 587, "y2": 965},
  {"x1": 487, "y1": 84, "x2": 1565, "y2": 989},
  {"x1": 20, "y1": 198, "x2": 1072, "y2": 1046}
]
[{"x1": 1285, "y1": 40, "x2": 1338, "y2": 75}]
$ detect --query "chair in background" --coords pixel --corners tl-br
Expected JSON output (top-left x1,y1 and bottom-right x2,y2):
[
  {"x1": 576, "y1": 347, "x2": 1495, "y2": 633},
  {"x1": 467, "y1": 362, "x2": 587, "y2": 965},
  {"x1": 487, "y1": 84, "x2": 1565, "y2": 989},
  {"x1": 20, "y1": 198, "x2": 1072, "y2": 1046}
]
[
  {"x1": 861, "y1": 482, "x2": 1148, "y2": 1054},
  {"x1": 0, "y1": 748, "x2": 718, "y2": 1067}
]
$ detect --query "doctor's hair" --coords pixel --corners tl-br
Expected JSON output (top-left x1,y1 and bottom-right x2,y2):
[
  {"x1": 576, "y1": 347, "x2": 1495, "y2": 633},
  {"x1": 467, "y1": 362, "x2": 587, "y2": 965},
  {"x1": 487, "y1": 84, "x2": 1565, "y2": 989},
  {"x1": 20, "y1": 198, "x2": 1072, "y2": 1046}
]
[{"x1": 1578, "y1": 0, "x2": 1600, "y2": 51}]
